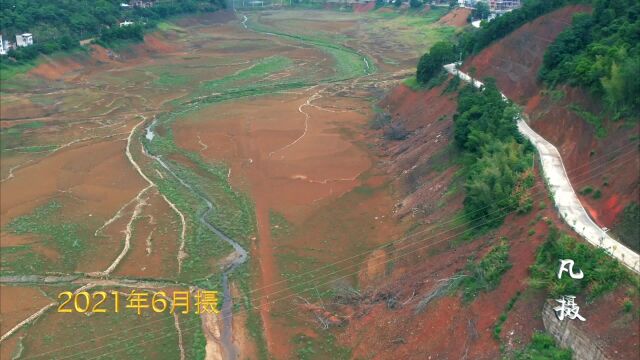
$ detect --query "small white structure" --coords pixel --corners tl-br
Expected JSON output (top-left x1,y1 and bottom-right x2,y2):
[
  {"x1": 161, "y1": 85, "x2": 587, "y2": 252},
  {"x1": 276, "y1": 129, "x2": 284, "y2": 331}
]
[
  {"x1": 119, "y1": 21, "x2": 135, "y2": 27},
  {"x1": 0, "y1": 34, "x2": 6, "y2": 55},
  {"x1": 16, "y1": 33, "x2": 33, "y2": 47}
]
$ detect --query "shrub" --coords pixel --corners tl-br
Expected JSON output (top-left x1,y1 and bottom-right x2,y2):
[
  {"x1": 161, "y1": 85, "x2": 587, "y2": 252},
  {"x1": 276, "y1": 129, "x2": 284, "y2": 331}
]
[
  {"x1": 369, "y1": 112, "x2": 392, "y2": 130},
  {"x1": 514, "y1": 332, "x2": 572, "y2": 359},
  {"x1": 383, "y1": 123, "x2": 409, "y2": 141},
  {"x1": 529, "y1": 226, "x2": 628, "y2": 300},
  {"x1": 416, "y1": 41, "x2": 457, "y2": 84},
  {"x1": 461, "y1": 240, "x2": 512, "y2": 301},
  {"x1": 612, "y1": 203, "x2": 640, "y2": 252},
  {"x1": 410, "y1": 0, "x2": 422, "y2": 8},
  {"x1": 579, "y1": 186, "x2": 593, "y2": 195},
  {"x1": 592, "y1": 189, "x2": 602, "y2": 199}
]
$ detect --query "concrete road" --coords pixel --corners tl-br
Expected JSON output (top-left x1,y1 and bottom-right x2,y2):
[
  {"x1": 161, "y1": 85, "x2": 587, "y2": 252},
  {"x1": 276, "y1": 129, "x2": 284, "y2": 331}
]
[{"x1": 444, "y1": 63, "x2": 640, "y2": 273}]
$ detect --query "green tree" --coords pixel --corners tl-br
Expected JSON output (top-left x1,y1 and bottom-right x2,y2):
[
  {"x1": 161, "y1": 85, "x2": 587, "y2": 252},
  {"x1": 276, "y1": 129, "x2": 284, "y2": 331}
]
[
  {"x1": 416, "y1": 41, "x2": 457, "y2": 84},
  {"x1": 473, "y1": 1, "x2": 490, "y2": 20}
]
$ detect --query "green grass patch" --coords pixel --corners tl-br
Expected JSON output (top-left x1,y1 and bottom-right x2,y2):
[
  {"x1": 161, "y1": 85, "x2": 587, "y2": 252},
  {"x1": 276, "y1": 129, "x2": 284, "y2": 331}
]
[
  {"x1": 154, "y1": 72, "x2": 190, "y2": 87},
  {"x1": 157, "y1": 21, "x2": 185, "y2": 33},
  {"x1": 612, "y1": 203, "x2": 640, "y2": 253},
  {"x1": 460, "y1": 239, "x2": 512, "y2": 301},
  {"x1": 293, "y1": 333, "x2": 351, "y2": 360},
  {"x1": 0, "y1": 61, "x2": 39, "y2": 82},
  {"x1": 402, "y1": 76, "x2": 425, "y2": 91},
  {"x1": 513, "y1": 331, "x2": 571, "y2": 359},
  {"x1": 569, "y1": 104, "x2": 607, "y2": 138},
  {"x1": 4, "y1": 201, "x2": 88, "y2": 273},
  {"x1": 201, "y1": 56, "x2": 293, "y2": 91},
  {"x1": 270, "y1": 209, "x2": 293, "y2": 241},
  {"x1": 493, "y1": 291, "x2": 520, "y2": 340},
  {"x1": 529, "y1": 226, "x2": 629, "y2": 301}
]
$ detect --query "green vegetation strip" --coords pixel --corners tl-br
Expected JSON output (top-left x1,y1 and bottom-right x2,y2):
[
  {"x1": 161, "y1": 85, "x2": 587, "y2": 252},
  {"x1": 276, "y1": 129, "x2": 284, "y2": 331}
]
[
  {"x1": 529, "y1": 226, "x2": 631, "y2": 301},
  {"x1": 3, "y1": 201, "x2": 88, "y2": 274}
]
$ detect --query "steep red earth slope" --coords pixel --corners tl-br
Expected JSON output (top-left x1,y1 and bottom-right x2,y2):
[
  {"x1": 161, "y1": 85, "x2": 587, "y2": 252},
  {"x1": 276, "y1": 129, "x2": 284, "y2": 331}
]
[
  {"x1": 464, "y1": 4, "x2": 639, "y2": 229},
  {"x1": 332, "y1": 5, "x2": 639, "y2": 359}
]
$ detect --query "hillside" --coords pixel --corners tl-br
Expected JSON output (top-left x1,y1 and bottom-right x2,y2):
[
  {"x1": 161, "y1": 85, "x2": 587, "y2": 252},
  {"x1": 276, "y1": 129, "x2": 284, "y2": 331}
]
[
  {"x1": 333, "y1": 4, "x2": 639, "y2": 358},
  {"x1": 0, "y1": 0, "x2": 225, "y2": 66},
  {"x1": 464, "y1": 4, "x2": 639, "y2": 250}
]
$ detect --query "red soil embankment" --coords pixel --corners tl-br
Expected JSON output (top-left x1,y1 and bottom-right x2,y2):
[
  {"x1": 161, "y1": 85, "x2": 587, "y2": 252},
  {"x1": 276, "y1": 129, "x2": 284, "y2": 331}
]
[
  {"x1": 29, "y1": 57, "x2": 84, "y2": 81},
  {"x1": 438, "y1": 7, "x2": 472, "y2": 27},
  {"x1": 354, "y1": 1, "x2": 376, "y2": 13},
  {"x1": 378, "y1": 82, "x2": 460, "y2": 219},
  {"x1": 465, "y1": 4, "x2": 639, "y2": 228},
  {"x1": 337, "y1": 80, "x2": 563, "y2": 358}
]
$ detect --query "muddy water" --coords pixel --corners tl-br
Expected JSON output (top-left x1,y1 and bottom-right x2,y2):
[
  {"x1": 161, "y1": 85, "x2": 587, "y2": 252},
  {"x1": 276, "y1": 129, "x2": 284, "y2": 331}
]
[{"x1": 145, "y1": 123, "x2": 247, "y2": 359}]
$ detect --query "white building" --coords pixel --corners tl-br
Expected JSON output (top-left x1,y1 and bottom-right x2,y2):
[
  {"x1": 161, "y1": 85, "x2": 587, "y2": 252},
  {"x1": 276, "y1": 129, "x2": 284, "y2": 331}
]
[
  {"x1": 0, "y1": 34, "x2": 6, "y2": 55},
  {"x1": 119, "y1": 21, "x2": 135, "y2": 27},
  {"x1": 16, "y1": 33, "x2": 33, "y2": 47}
]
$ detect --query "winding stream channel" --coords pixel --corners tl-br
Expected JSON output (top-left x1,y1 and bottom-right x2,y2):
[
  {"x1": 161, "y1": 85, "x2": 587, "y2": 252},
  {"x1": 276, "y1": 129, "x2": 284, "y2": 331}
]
[{"x1": 144, "y1": 119, "x2": 248, "y2": 359}]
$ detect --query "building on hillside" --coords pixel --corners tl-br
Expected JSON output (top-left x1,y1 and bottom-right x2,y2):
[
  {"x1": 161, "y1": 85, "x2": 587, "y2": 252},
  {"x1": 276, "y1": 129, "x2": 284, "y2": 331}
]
[
  {"x1": 15, "y1": 33, "x2": 33, "y2": 47},
  {"x1": 488, "y1": 0, "x2": 520, "y2": 12},
  {"x1": 0, "y1": 34, "x2": 6, "y2": 55},
  {"x1": 119, "y1": 21, "x2": 135, "y2": 27},
  {"x1": 130, "y1": 0, "x2": 155, "y2": 8}
]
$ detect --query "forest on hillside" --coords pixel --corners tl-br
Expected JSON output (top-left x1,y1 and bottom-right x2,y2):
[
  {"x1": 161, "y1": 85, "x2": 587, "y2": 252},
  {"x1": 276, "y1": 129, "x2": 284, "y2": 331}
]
[
  {"x1": 540, "y1": 0, "x2": 639, "y2": 118},
  {"x1": 0, "y1": 0, "x2": 225, "y2": 63}
]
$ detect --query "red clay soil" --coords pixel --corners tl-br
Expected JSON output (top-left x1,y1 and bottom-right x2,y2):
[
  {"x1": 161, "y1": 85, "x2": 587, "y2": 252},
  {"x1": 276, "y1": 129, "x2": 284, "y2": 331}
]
[
  {"x1": 0, "y1": 286, "x2": 53, "y2": 335},
  {"x1": 576, "y1": 286, "x2": 640, "y2": 360},
  {"x1": 354, "y1": 1, "x2": 376, "y2": 13},
  {"x1": 378, "y1": 82, "x2": 460, "y2": 220},
  {"x1": 174, "y1": 89, "x2": 373, "y2": 358},
  {"x1": 336, "y1": 87, "x2": 560, "y2": 356},
  {"x1": 465, "y1": 3, "x2": 639, "y2": 228},
  {"x1": 464, "y1": 5, "x2": 591, "y2": 103},
  {"x1": 29, "y1": 57, "x2": 84, "y2": 81},
  {"x1": 437, "y1": 7, "x2": 472, "y2": 27},
  {"x1": 332, "y1": 73, "x2": 637, "y2": 358}
]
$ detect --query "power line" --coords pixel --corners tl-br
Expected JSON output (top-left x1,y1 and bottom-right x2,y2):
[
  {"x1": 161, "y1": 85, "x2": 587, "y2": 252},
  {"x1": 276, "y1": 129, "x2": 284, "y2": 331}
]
[{"x1": 23, "y1": 144, "x2": 637, "y2": 359}]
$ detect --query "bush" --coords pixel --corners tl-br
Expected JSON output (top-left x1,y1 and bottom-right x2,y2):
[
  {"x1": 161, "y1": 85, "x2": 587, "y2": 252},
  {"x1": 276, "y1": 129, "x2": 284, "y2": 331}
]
[
  {"x1": 612, "y1": 203, "x2": 640, "y2": 252},
  {"x1": 453, "y1": 80, "x2": 533, "y2": 228},
  {"x1": 410, "y1": 0, "x2": 422, "y2": 8},
  {"x1": 98, "y1": 24, "x2": 144, "y2": 45},
  {"x1": 383, "y1": 123, "x2": 409, "y2": 141},
  {"x1": 592, "y1": 189, "x2": 602, "y2": 199},
  {"x1": 579, "y1": 186, "x2": 593, "y2": 195},
  {"x1": 416, "y1": 41, "x2": 457, "y2": 84},
  {"x1": 540, "y1": 0, "x2": 640, "y2": 118},
  {"x1": 369, "y1": 112, "x2": 392, "y2": 130},
  {"x1": 529, "y1": 226, "x2": 628, "y2": 300},
  {"x1": 461, "y1": 240, "x2": 512, "y2": 301},
  {"x1": 514, "y1": 332, "x2": 572, "y2": 360}
]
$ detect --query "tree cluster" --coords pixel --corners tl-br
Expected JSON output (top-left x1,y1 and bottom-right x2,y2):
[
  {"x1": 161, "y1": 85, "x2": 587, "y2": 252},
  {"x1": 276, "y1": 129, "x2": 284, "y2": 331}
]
[
  {"x1": 416, "y1": 40, "x2": 457, "y2": 84},
  {"x1": 454, "y1": 79, "x2": 533, "y2": 229},
  {"x1": 458, "y1": 0, "x2": 576, "y2": 56},
  {"x1": 539, "y1": 0, "x2": 640, "y2": 117},
  {"x1": 0, "y1": 0, "x2": 225, "y2": 66}
]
